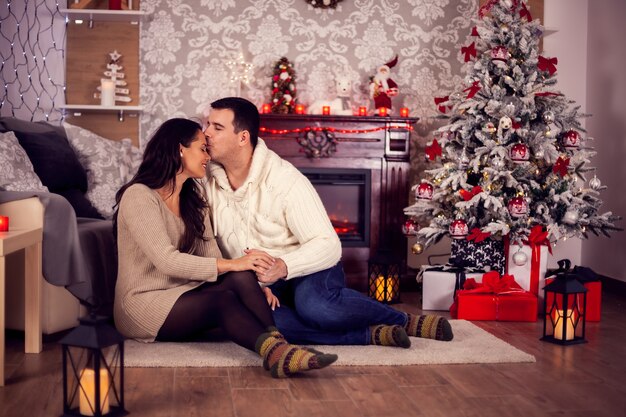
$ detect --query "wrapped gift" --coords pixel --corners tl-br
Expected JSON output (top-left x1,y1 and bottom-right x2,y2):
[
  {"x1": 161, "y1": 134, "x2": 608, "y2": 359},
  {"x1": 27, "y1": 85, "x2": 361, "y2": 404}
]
[
  {"x1": 545, "y1": 260, "x2": 602, "y2": 322},
  {"x1": 451, "y1": 271, "x2": 538, "y2": 322},
  {"x1": 506, "y1": 225, "x2": 552, "y2": 312},
  {"x1": 451, "y1": 237, "x2": 505, "y2": 274},
  {"x1": 422, "y1": 265, "x2": 484, "y2": 311}
]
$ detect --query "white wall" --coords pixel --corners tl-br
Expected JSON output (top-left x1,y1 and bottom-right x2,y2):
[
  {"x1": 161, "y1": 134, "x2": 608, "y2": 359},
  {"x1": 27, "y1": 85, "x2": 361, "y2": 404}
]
[{"x1": 583, "y1": 0, "x2": 626, "y2": 282}]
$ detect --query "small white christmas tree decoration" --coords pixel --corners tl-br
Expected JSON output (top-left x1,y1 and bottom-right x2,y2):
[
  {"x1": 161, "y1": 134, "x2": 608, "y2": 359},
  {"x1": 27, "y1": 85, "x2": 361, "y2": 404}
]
[
  {"x1": 225, "y1": 52, "x2": 253, "y2": 97},
  {"x1": 94, "y1": 50, "x2": 131, "y2": 104}
]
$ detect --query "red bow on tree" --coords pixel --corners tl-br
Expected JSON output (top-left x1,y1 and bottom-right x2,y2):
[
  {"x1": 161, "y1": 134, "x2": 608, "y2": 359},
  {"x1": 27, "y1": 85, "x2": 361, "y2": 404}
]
[
  {"x1": 434, "y1": 96, "x2": 451, "y2": 113},
  {"x1": 461, "y1": 42, "x2": 477, "y2": 62},
  {"x1": 512, "y1": 120, "x2": 522, "y2": 129},
  {"x1": 524, "y1": 225, "x2": 553, "y2": 255},
  {"x1": 471, "y1": 26, "x2": 479, "y2": 37},
  {"x1": 466, "y1": 227, "x2": 491, "y2": 243},
  {"x1": 425, "y1": 139, "x2": 442, "y2": 161},
  {"x1": 535, "y1": 92, "x2": 561, "y2": 97},
  {"x1": 553, "y1": 156, "x2": 570, "y2": 177},
  {"x1": 520, "y1": 2, "x2": 532, "y2": 21},
  {"x1": 538, "y1": 56, "x2": 558, "y2": 75},
  {"x1": 464, "y1": 81, "x2": 481, "y2": 99},
  {"x1": 459, "y1": 185, "x2": 482, "y2": 201}
]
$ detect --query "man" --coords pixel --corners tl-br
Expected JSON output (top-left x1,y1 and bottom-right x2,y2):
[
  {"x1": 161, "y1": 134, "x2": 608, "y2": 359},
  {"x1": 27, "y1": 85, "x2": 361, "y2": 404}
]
[{"x1": 204, "y1": 97, "x2": 452, "y2": 347}]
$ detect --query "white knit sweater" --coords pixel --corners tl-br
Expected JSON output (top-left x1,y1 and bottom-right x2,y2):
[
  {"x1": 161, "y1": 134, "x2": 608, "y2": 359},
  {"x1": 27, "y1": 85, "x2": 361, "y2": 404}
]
[{"x1": 206, "y1": 138, "x2": 342, "y2": 279}]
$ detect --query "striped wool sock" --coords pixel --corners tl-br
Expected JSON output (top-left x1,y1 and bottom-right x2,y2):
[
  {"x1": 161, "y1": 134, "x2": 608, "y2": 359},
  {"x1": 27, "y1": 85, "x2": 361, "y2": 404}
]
[
  {"x1": 404, "y1": 313, "x2": 453, "y2": 341},
  {"x1": 369, "y1": 325, "x2": 411, "y2": 348},
  {"x1": 255, "y1": 332, "x2": 338, "y2": 378},
  {"x1": 262, "y1": 326, "x2": 323, "y2": 370}
]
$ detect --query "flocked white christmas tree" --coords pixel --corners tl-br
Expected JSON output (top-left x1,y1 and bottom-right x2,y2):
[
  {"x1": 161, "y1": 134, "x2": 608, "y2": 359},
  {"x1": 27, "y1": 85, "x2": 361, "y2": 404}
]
[{"x1": 404, "y1": 0, "x2": 620, "y2": 250}]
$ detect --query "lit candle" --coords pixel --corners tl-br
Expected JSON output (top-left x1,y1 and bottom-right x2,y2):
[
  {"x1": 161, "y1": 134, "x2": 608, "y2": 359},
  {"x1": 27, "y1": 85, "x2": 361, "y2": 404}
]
[
  {"x1": 374, "y1": 275, "x2": 395, "y2": 302},
  {"x1": 553, "y1": 309, "x2": 575, "y2": 341},
  {"x1": 0, "y1": 215, "x2": 8, "y2": 232},
  {"x1": 79, "y1": 368, "x2": 110, "y2": 416},
  {"x1": 400, "y1": 107, "x2": 410, "y2": 117},
  {"x1": 378, "y1": 107, "x2": 388, "y2": 117},
  {"x1": 261, "y1": 103, "x2": 271, "y2": 114},
  {"x1": 358, "y1": 106, "x2": 367, "y2": 116},
  {"x1": 322, "y1": 105, "x2": 331, "y2": 115},
  {"x1": 295, "y1": 104, "x2": 305, "y2": 114},
  {"x1": 100, "y1": 79, "x2": 115, "y2": 107}
]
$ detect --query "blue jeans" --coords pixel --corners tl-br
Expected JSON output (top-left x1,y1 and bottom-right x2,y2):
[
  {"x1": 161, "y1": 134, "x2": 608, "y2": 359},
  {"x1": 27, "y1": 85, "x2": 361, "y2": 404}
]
[{"x1": 269, "y1": 262, "x2": 407, "y2": 345}]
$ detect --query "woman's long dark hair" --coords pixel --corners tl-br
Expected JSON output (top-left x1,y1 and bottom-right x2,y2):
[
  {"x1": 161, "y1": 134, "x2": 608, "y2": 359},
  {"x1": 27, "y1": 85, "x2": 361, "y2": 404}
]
[{"x1": 113, "y1": 118, "x2": 208, "y2": 253}]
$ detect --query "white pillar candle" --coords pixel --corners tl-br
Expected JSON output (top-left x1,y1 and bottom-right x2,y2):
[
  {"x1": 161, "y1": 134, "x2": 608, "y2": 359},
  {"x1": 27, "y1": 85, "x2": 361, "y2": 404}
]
[
  {"x1": 553, "y1": 309, "x2": 575, "y2": 341},
  {"x1": 100, "y1": 79, "x2": 115, "y2": 107},
  {"x1": 79, "y1": 368, "x2": 110, "y2": 415}
]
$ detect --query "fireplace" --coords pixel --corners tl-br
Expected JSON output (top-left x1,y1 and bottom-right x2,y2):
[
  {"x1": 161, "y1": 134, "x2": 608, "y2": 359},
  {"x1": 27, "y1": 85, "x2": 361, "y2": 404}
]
[
  {"x1": 260, "y1": 114, "x2": 416, "y2": 291},
  {"x1": 301, "y1": 168, "x2": 371, "y2": 247}
]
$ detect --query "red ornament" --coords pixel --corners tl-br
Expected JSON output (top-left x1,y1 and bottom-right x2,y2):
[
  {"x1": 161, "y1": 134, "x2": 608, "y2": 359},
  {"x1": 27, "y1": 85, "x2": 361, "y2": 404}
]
[
  {"x1": 402, "y1": 219, "x2": 419, "y2": 236},
  {"x1": 459, "y1": 186, "x2": 483, "y2": 201},
  {"x1": 415, "y1": 181, "x2": 434, "y2": 200},
  {"x1": 490, "y1": 46, "x2": 509, "y2": 62},
  {"x1": 508, "y1": 196, "x2": 529, "y2": 218},
  {"x1": 562, "y1": 130, "x2": 581, "y2": 150},
  {"x1": 510, "y1": 143, "x2": 530, "y2": 163},
  {"x1": 449, "y1": 219, "x2": 469, "y2": 240}
]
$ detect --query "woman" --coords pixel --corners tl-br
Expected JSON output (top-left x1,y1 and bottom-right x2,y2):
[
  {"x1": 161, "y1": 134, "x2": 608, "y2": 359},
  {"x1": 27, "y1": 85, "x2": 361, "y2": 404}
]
[{"x1": 113, "y1": 118, "x2": 337, "y2": 378}]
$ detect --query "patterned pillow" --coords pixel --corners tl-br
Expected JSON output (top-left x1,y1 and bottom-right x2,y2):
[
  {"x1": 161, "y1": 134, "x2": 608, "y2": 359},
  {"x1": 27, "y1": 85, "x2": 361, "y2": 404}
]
[
  {"x1": 0, "y1": 131, "x2": 49, "y2": 192},
  {"x1": 63, "y1": 123, "x2": 142, "y2": 219}
]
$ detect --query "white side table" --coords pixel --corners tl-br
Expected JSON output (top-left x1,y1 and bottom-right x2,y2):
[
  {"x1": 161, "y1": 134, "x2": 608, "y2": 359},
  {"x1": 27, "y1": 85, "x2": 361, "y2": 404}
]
[{"x1": 0, "y1": 227, "x2": 43, "y2": 386}]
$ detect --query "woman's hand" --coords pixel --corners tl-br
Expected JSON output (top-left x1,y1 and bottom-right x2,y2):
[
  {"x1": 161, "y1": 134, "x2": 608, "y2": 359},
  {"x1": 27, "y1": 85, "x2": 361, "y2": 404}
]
[
  {"x1": 232, "y1": 249, "x2": 275, "y2": 273},
  {"x1": 262, "y1": 286, "x2": 280, "y2": 311}
]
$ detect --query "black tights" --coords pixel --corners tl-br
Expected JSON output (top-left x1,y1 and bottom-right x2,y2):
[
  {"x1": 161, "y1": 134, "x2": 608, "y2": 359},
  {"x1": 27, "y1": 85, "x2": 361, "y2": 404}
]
[{"x1": 157, "y1": 271, "x2": 274, "y2": 352}]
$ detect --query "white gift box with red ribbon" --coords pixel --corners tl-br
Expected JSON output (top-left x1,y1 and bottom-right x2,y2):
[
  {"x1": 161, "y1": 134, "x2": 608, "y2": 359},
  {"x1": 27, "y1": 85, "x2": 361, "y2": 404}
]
[{"x1": 506, "y1": 244, "x2": 549, "y2": 313}]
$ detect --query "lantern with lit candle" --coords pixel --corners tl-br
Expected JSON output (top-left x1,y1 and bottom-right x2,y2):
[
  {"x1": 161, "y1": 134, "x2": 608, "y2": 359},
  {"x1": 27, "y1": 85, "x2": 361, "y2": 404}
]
[
  {"x1": 261, "y1": 103, "x2": 271, "y2": 114},
  {"x1": 368, "y1": 250, "x2": 401, "y2": 304},
  {"x1": 60, "y1": 315, "x2": 127, "y2": 416},
  {"x1": 358, "y1": 106, "x2": 367, "y2": 116},
  {"x1": 541, "y1": 270, "x2": 587, "y2": 345},
  {"x1": 295, "y1": 104, "x2": 305, "y2": 114},
  {"x1": 0, "y1": 215, "x2": 8, "y2": 232},
  {"x1": 400, "y1": 107, "x2": 409, "y2": 118},
  {"x1": 377, "y1": 107, "x2": 388, "y2": 117},
  {"x1": 322, "y1": 105, "x2": 331, "y2": 116}
]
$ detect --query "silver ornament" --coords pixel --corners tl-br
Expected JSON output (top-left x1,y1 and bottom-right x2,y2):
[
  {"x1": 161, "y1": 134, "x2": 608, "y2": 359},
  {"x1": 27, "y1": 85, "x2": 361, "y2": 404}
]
[
  {"x1": 459, "y1": 149, "x2": 470, "y2": 169},
  {"x1": 542, "y1": 111, "x2": 555, "y2": 124},
  {"x1": 563, "y1": 211, "x2": 579, "y2": 225},
  {"x1": 512, "y1": 250, "x2": 528, "y2": 266},
  {"x1": 589, "y1": 175, "x2": 602, "y2": 190},
  {"x1": 492, "y1": 157, "x2": 505, "y2": 169}
]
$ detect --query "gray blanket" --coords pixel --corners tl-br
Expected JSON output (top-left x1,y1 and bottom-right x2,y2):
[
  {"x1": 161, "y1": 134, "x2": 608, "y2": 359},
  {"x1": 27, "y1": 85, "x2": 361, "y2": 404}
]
[{"x1": 0, "y1": 191, "x2": 116, "y2": 314}]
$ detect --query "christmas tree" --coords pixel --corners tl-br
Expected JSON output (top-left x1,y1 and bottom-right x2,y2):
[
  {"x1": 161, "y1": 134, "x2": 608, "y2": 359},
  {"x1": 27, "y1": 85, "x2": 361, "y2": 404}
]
[
  {"x1": 270, "y1": 57, "x2": 296, "y2": 114},
  {"x1": 404, "y1": 0, "x2": 620, "y2": 251}
]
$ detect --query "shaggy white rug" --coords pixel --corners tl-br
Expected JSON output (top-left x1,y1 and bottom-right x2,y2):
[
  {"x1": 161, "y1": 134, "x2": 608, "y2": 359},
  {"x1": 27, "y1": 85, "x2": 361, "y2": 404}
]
[{"x1": 123, "y1": 320, "x2": 535, "y2": 367}]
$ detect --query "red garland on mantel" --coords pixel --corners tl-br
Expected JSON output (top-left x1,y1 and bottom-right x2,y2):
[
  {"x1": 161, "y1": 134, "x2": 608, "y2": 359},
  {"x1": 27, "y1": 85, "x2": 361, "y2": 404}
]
[{"x1": 259, "y1": 125, "x2": 414, "y2": 136}]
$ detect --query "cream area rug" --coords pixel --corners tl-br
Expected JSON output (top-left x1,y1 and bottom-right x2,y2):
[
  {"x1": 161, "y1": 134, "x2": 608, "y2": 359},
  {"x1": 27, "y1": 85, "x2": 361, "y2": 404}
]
[{"x1": 123, "y1": 320, "x2": 535, "y2": 367}]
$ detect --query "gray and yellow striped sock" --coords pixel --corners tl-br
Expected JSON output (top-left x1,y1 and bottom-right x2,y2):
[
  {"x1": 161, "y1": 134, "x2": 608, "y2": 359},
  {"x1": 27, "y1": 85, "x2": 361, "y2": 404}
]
[
  {"x1": 369, "y1": 324, "x2": 411, "y2": 348},
  {"x1": 404, "y1": 314, "x2": 453, "y2": 341}
]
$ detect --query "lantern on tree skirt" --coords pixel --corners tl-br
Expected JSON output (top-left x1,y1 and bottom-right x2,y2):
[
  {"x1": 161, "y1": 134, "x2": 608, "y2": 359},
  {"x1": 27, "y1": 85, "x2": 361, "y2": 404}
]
[
  {"x1": 510, "y1": 143, "x2": 530, "y2": 163},
  {"x1": 561, "y1": 130, "x2": 581, "y2": 150},
  {"x1": 414, "y1": 181, "x2": 434, "y2": 200},
  {"x1": 402, "y1": 218, "x2": 419, "y2": 236},
  {"x1": 270, "y1": 57, "x2": 296, "y2": 114},
  {"x1": 449, "y1": 219, "x2": 469, "y2": 239},
  {"x1": 507, "y1": 196, "x2": 529, "y2": 218}
]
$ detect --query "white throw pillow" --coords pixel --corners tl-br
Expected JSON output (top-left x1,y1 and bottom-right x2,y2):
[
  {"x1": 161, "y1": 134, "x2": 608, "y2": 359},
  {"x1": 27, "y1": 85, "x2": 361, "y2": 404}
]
[
  {"x1": 0, "y1": 131, "x2": 49, "y2": 192},
  {"x1": 63, "y1": 122, "x2": 142, "y2": 219}
]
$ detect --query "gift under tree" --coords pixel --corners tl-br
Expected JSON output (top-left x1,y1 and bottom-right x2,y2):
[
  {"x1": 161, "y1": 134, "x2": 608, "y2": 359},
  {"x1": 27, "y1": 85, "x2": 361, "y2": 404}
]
[{"x1": 404, "y1": 0, "x2": 620, "y2": 296}]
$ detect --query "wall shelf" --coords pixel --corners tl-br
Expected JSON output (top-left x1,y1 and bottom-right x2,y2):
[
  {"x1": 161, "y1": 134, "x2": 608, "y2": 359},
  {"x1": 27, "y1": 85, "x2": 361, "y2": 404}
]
[
  {"x1": 61, "y1": 104, "x2": 143, "y2": 112},
  {"x1": 60, "y1": 9, "x2": 148, "y2": 23}
]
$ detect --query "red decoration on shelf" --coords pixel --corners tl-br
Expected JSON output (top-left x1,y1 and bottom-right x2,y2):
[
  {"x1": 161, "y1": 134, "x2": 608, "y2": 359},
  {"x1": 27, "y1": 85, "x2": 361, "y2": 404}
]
[
  {"x1": 0, "y1": 215, "x2": 8, "y2": 232},
  {"x1": 258, "y1": 124, "x2": 414, "y2": 136},
  {"x1": 358, "y1": 106, "x2": 367, "y2": 116},
  {"x1": 415, "y1": 181, "x2": 434, "y2": 200},
  {"x1": 378, "y1": 107, "x2": 388, "y2": 116},
  {"x1": 322, "y1": 106, "x2": 331, "y2": 115},
  {"x1": 449, "y1": 219, "x2": 469, "y2": 239},
  {"x1": 461, "y1": 42, "x2": 477, "y2": 62},
  {"x1": 459, "y1": 185, "x2": 482, "y2": 201},
  {"x1": 538, "y1": 56, "x2": 558, "y2": 75},
  {"x1": 562, "y1": 130, "x2": 581, "y2": 150},
  {"x1": 463, "y1": 81, "x2": 481, "y2": 99},
  {"x1": 295, "y1": 104, "x2": 305, "y2": 114},
  {"x1": 400, "y1": 107, "x2": 409, "y2": 117},
  {"x1": 434, "y1": 96, "x2": 452, "y2": 113},
  {"x1": 553, "y1": 156, "x2": 570, "y2": 177},
  {"x1": 261, "y1": 104, "x2": 271, "y2": 114},
  {"x1": 510, "y1": 143, "x2": 529, "y2": 163},
  {"x1": 425, "y1": 138, "x2": 442, "y2": 161},
  {"x1": 507, "y1": 196, "x2": 529, "y2": 218},
  {"x1": 402, "y1": 219, "x2": 419, "y2": 236},
  {"x1": 467, "y1": 227, "x2": 491, "y2": 243}
]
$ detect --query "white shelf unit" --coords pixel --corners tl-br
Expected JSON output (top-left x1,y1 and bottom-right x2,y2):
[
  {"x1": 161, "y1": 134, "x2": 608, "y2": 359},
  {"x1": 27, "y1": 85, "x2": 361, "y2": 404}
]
[{"x1": 60, "y1": 9, "x2": 148, "y2": 24}]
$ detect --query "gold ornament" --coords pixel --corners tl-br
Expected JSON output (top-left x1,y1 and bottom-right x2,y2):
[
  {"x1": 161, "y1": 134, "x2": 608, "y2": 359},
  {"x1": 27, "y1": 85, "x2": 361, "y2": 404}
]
[{"x1": 411, "y1": 242, "x2": 424, "y2": 254}]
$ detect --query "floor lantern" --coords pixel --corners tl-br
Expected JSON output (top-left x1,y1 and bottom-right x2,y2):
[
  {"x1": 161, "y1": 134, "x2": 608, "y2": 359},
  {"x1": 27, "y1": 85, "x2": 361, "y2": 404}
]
[
  {"x1": 368, "y1": 250, "x2": 401, "y2": 304},
  {"x1": 541, "y1": 270, "x2": 587, "y2": 345},
  {"x1": 60, "y1": 315, "x2": 127, "y2": 416}
]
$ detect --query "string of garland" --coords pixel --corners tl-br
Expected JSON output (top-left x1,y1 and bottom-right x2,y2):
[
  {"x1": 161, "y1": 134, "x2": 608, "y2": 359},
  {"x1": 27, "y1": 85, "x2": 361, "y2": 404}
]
[{"x1": 260, "y1": 124, "x2": 414, "y2": 136}]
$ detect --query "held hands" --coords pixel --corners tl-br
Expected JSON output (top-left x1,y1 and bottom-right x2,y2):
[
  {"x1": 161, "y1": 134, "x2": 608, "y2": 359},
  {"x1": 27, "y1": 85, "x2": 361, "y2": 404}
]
[
  {"x1": 233, "y1": 249, "x2": 275, "y2": 274},
  {"x1": 256, "y1": 257, "x2": 288, "y2": 284},
  {"x1": 262, "y1": 286, "x2": 280, "y2": 310}
]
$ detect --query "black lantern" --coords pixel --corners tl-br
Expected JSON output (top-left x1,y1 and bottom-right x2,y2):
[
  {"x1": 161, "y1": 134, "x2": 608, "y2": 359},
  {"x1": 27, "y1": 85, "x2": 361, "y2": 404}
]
[
  {"x1": 368, "y1": 249, "x2": 401, "y2": 304},
  {"x1": 541, "y1": 271, "x2": 587, "y2": 345},
  {"x1": 60, "y1": 315, "x2": 127, "y2": 416}
]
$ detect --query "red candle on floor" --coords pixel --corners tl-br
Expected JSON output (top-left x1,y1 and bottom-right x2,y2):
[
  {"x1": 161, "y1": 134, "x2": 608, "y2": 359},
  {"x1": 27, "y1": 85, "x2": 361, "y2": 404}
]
[
  {"x1": 378, "y1": 107, "x2": 388, "y2": 117},
  {"x1": 358, "y1": 106, "x2": 367, "y2": 116},
  {"x1": 0, "y1": 216, "x2": 8, "y2": 232},
  {"x1": 400, "y1": 107, "x2": 410, "y2": 117},
  {"x1": 322, "y1": 106, "x2": 331, "y2": 115},
  {"x1": 261, "y1": 103, "x2": 271, "y2": 114},
  {"x1": 295, "y1": 104, "x2": 305, "y2": 114}
]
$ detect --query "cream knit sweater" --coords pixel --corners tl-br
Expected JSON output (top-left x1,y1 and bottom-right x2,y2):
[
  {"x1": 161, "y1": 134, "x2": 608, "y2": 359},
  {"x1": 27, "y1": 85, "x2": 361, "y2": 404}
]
[
  {"x1": 114, "y1": 184, "x2": 221, "y2": 342},
  {"x1": 206, "y1": 138, "x2": 342, "y2": 279}
]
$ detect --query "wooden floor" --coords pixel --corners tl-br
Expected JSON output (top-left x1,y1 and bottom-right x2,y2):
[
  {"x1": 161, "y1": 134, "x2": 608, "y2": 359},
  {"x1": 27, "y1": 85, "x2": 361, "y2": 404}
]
[{"x1": 2, "y1": 290, "x2": 625, "y2": 417}]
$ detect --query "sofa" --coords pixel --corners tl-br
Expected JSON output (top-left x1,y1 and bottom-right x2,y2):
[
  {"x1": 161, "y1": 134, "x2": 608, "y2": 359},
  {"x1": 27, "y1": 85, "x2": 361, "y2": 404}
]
[{"x1": 0, "y1": 117, "x2": 141, "y2": 334}]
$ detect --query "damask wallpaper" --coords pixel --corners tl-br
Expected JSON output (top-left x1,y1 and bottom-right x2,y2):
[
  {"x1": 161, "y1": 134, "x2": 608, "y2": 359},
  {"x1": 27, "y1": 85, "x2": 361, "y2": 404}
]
[{"x1": 139, "y1": 0, "x2": 484, "y2": 177}]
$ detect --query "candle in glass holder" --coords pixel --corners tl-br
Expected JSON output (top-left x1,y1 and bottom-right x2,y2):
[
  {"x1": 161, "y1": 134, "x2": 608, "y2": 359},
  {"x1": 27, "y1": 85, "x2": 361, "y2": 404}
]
[
  {"x1": 358, "y1": 106, "x2": 367, "y2": 116},
  {"x1": 374, "y1": 275, "x2": 395, "y2": 302},
  {"x1": 295, "y1": 104, "x2": 305, "y2": 114},
  {"x1": 322, "y1": 105, "x2": 331, "y2": 115},
  {"x1": 553, "y1": 309, "x2": 575, "y2": 341},
  {"x1": 400, "y1": 107, "x2": 410, "y2": 117},
  {"x1": 79, "y1": 368, "x2": 110, "y2": 416},
  {"x1": 378, "y1": 107, "x2": 388, "y2": 117},
  {"x1": 0, "y1": 215, "x2": 8, "y2": 232},
  {"x1": 100, "y1": 79, "x2": 115, "y2": 107},
  {"x1": 261, "y1": 103, "x2": 271, "y2": 114}
]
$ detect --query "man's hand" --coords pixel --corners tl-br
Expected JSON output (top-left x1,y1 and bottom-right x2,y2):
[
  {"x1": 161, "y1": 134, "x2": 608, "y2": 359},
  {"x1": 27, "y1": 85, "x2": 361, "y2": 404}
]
[{"x1": 257, "y1": 258, "x2": 288, "y2": 284}]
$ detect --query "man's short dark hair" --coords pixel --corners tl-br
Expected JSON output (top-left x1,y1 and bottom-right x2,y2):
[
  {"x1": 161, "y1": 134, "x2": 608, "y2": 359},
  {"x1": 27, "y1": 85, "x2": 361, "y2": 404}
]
[{"x1": 210, "y1": 97, "x2": 260, "y2": 148}]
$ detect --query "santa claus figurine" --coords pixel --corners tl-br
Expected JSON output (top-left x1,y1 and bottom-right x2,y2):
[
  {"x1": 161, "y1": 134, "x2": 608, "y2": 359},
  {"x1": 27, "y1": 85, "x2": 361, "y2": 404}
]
[{"x1": 369, "y1": 55, "x2": 399, "y2": 115}]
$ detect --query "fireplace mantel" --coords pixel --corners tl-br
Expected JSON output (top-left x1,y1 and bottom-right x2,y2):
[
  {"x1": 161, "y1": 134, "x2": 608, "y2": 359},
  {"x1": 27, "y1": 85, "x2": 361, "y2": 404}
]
[{"x1": 260, "y1": 114, "x2": 417, "y2": 291}]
